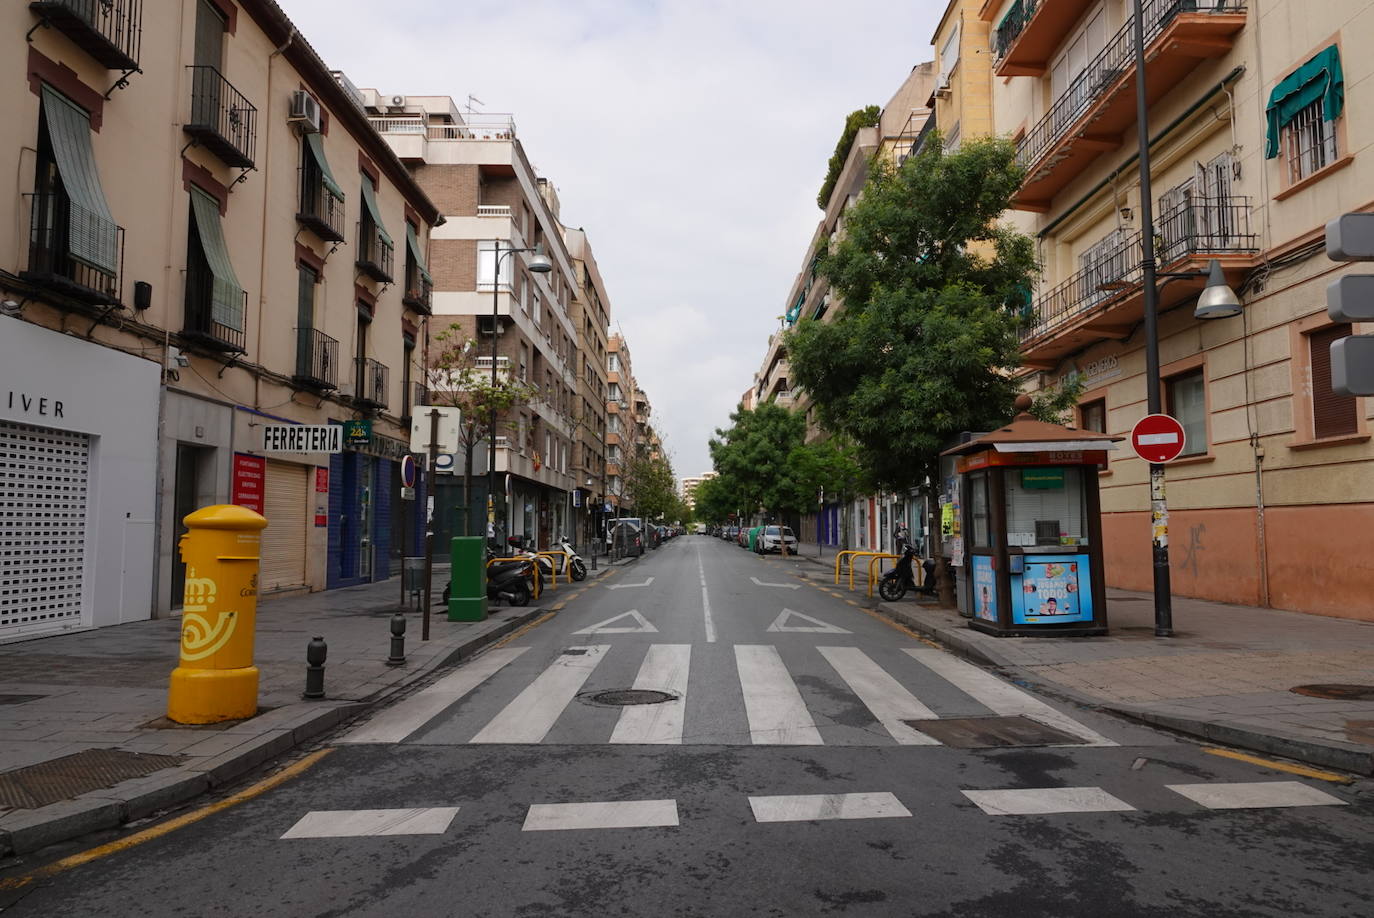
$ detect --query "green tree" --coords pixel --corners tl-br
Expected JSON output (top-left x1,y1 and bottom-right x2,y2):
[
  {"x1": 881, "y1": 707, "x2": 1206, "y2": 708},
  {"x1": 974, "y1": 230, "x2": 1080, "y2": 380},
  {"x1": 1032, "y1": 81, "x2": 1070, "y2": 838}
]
[
  {"x1": 692, "y1": 474, "x2": 739, "y2": 525},
  {"x1": 787, "y1": 134, "x2": 1038, "y2": 597},
  {"x1": 426, "y1": 327, "x2": 539, "y2": 536},
  {"x1": 818, "y1": 105, "x2": 881, "y2": 209},
  {"x1": 783, "y1": 435, "x2": 868, "y2": 549},
  {"x1": 622, "y1": 429, "x2": 679, "y2": 522},
  {"x1": 708, "y1": 402, "x2": 807, "y2": 520}
]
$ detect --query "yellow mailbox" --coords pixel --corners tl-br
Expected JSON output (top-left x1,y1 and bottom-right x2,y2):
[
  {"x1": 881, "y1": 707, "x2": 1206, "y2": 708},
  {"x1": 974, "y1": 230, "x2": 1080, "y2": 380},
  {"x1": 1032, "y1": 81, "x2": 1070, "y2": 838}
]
[{"x1": 167, "y1": 504, "x2": 269, "y2": 724}]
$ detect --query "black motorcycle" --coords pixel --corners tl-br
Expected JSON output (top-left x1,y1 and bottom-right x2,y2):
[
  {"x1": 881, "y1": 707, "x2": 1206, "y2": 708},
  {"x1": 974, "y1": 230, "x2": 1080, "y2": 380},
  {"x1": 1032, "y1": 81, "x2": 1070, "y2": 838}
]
[
  {"x1": 878, "y1": 546, "x2": 936, "y2": 602},
  {"x1": 442, "y1": 552, "x2": 534, "y2": 607}
]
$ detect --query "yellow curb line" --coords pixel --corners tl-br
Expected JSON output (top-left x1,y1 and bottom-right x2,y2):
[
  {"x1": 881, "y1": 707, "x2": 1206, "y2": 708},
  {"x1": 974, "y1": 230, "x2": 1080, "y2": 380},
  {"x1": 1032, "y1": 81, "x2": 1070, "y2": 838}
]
[
  {"x1": 488, "y1": 611, "x2": 556, "y2": 650},
  {"x1": 0, "y1": 747, "x2": 336, "y2": 891},
  {"x1": 853, "y1": 604, "x2": 942, "y2": 649},
  {"x1": 1203, "y1": 747, "x2": 1355, "y2": 784}
]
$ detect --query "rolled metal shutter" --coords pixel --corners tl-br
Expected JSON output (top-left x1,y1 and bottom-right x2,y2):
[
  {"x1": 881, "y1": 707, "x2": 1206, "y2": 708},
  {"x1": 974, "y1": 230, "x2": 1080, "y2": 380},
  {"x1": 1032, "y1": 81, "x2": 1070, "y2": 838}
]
[
  {"x1": 1, "y1": 421, "x2": 90, "y2": 637},
  {"x1": 261, "y1": 460, "x2": 308, "y2": 591}
]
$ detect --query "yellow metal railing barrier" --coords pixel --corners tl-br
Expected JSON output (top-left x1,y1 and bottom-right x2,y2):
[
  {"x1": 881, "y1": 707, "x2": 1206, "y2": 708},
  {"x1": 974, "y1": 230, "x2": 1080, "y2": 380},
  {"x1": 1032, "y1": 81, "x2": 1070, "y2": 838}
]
[
  {"x1": 866, "y1": 553, "x2": 902, "y2": 596},
  {"x1": 834, "y1": 551, "x2": 890, "y2": 590}
]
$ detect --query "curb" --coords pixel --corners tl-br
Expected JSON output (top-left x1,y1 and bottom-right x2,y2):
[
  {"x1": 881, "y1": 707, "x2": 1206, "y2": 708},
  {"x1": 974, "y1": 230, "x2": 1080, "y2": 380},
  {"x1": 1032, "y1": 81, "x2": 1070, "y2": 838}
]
[
  {"x1": 0, "y1": 606, "x2": 548, "y2": 858},
  {"x1": 863, "y1": 599, "x2": 1374, "y2": 777}
]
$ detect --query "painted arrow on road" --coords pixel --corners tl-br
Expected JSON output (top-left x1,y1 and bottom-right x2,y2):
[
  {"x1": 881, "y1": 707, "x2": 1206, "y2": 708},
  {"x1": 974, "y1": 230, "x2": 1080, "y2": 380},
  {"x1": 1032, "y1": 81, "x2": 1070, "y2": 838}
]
[
  {"x1": 750, "y1": 577, "x2": 800, "y2": 590},
  {"x1": 606, "y1": 577, "x2": 655, "y2": 590},
  {"x1": 573, "y1": 610, "x2": 659, "y2": 634},
  {"x1": 766, "y1": 609, "x2": 851, "y2": 634}
]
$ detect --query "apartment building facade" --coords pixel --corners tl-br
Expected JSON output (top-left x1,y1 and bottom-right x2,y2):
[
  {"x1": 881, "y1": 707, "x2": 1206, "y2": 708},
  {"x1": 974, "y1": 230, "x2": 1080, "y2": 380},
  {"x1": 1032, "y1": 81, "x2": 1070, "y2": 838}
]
[
  {"x1": 1, "y1": 0, "x2": 440, "y2": 639},
  {"x1": 367, "y1": 95, "x2": 580, "y2": 550},
  {"x1": 563, "y1": 227, "x2": 612, "y2": 550},
  {"x1": 987, "y1": 0, "x2": 1373, "y2": 620},
  {"x1": 680, "y1": 472, "x2": 716, "y2": 514},
  {"x1": 606, "y1": 334, "x2": 634, "y2": 513}
]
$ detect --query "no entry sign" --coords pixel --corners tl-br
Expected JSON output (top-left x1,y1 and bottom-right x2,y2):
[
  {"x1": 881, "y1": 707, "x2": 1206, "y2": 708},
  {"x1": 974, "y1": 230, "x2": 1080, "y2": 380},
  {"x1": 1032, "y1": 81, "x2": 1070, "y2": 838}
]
[{"x1": 1130, "y1": 414, "x2": 1186, "y2": 463}]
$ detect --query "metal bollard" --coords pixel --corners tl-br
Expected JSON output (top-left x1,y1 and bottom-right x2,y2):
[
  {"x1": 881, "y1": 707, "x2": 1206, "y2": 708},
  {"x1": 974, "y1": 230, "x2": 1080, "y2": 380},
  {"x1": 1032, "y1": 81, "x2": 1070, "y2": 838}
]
[
  {"x1": 304, "y1": 636, "x2": 327, "y2": 699},
  {"x1": 387, "y1": 613, "x2": 406, "y2": 666}
]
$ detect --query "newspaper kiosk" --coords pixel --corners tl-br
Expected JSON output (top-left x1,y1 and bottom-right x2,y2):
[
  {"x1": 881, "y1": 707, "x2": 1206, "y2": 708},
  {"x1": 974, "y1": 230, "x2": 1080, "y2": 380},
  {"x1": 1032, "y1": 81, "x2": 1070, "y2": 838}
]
[{"x1": 943, "y1": 396, "x2": 1120, "y2": 637}]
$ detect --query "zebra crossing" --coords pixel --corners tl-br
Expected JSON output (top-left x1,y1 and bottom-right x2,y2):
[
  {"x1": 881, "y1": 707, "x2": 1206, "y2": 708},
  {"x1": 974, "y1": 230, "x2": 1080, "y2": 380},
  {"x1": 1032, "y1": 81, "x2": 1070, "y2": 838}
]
[{"x1": 340, "y1": 641, "x2": 1116, "y2": 748}]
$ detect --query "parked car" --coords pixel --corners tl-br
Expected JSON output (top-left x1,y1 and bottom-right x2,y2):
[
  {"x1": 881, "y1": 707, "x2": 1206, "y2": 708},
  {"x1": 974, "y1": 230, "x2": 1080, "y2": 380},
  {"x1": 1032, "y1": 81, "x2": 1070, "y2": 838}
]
[
  {"x1": 608, "y1": 518, "x2": 645, "y2": 556},
  {"x1": 756, "y1": 525, "x2": 798, "y2": 554}
]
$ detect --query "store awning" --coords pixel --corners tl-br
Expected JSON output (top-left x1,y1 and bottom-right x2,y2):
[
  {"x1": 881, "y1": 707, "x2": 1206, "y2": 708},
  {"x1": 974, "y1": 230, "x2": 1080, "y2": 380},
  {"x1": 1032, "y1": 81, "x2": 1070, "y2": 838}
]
[
  {"x1": 41, "y1": 85, "x2": 118, "y2": 275},
  {"x1": 189, "y1": 186, "x2": 245, "y2": 333}
]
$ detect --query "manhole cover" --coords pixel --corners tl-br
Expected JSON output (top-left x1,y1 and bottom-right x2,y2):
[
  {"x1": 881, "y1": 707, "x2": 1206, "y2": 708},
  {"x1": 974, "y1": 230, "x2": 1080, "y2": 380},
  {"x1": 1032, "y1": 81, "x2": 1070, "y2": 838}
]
[
  {"x1": 584, "y1": 689, "x2": 677, "y2": 706},
  {"x1": 902, "y1": 715, "x2": 1085, "y2": 748},
  {"x1": 1290, "y1": 684, "x2": 1374, "y2": 701},
  {"x1": 0, "y1": 748, "x2": 185, "y2": 809}
]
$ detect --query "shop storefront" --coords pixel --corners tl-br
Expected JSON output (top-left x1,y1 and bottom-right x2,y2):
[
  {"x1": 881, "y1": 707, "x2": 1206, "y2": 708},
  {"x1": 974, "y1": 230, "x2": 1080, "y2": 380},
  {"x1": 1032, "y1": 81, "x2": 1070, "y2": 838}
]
[
  {"x1": 1, "y1": 320, "x2": 159, "y2": 639},
  {"x1": 328, "y1": 425, "x2": 417, "y2": 587}
]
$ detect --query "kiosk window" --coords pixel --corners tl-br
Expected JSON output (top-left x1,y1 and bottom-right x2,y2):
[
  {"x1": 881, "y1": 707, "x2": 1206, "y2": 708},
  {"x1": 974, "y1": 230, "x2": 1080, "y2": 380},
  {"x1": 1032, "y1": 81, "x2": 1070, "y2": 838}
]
[
  {"x1": 1005, "y1": 466, "x2": 1086, "y2": 547},
  {"x1": 969, "y1": 472, "x2": 991, "y2": 547}
]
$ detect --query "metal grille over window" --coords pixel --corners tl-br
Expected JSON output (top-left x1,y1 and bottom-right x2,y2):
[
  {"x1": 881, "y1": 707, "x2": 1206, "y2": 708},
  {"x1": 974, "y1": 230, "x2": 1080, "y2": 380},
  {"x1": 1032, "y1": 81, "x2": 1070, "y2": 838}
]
[
  {"x1": 1284, "y1": 100, "x2": 1339, "y2": 184},
  {"x1": 1, "y1": 422, "x2": 90, "y2": 636}
]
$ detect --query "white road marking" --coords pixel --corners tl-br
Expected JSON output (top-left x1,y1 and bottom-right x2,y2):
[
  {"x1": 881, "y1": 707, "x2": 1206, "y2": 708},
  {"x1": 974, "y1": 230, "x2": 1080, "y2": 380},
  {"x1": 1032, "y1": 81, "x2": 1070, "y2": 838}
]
[
  {"x1": 734, "y1": 645, "x2": 823, "y2": 745},
  {"x1": 469, "y1": 645, "x2": 609, "y2": 744},
  {"x1": 766, "y1": 609, "x2": 851, "y2": 634},
  {"x1": 962, "y1": 787, "x2": 1135, "y2": 816},
  {"x1": 902, "y1": 648, "x2": 1117, "y2": 747},
  {"x1": 749, "y1": 792, "x2": 911, "y2": 823},
  {"x1": 340, "y1": 647, "x2": 528, "y2": 744},
  {"x1": 750, "y1": 576, "x2": 801, "y2": 590},
  {"x1": 606, "y1": 577, "x2": 655, "y2": 590},
  {"x1": 281, "y1": 807, "x2": 460, "y2": 839},
  {"x1": 573, "y1": 610, "x2": 659, "y2": 634},
  {"x1": 610, "y1": 645, "x2": 691, "y2": 744},
  {"x1": 522, "y1": 800, "x2": 679, "y2": 831},
  {"x1": 817, "y1": 647, "x2": 940, "y2": 745},
  {"x1": 697, "y1": 547, "x2": 717, "y2": 643},
  {"x1": 1166, "y1": 781, "x2": 1348, "y2": 810}
]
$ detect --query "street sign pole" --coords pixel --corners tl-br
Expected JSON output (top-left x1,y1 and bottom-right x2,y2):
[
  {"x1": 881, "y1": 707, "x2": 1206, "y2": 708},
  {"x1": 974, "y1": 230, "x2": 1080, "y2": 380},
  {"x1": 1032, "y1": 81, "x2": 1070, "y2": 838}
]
[{"x1": 420, "y1": 408, "x2": 440, "y2": 642}]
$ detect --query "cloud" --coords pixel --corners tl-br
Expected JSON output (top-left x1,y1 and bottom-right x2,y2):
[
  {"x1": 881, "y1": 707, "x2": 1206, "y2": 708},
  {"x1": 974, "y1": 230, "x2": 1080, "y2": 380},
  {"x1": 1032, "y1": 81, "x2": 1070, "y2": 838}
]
[{"x1": 281, "y1": 0, "x2": 940, "y2": 478}]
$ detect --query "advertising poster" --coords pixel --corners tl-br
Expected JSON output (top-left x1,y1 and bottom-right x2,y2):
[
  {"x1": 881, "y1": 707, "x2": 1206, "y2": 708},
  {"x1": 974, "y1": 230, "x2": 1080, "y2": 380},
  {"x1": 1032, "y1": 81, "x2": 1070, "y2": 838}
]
[
  {"x1": 971, "y1": 555, "x2": 998, "y2": 622},
  {"x1": 1012, "y1": 555, "x2": 1094, "y2": 624},
  {"x1": 230, "y1": 453, "x2": 265, "y2": 514}
]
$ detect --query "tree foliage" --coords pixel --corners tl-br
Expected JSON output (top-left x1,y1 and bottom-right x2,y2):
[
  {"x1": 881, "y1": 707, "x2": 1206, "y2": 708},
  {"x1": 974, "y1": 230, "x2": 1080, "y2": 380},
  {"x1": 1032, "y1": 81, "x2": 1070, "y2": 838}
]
[
  {"x1": 787, "y1": 134, "x2": 1039, "y2": 492},
  {"x1": 622, "y1": 428, "x2": 681, "y2": 521},
  {"x1": 817, "y1": 105, "x2": 881, "y2": 209}
]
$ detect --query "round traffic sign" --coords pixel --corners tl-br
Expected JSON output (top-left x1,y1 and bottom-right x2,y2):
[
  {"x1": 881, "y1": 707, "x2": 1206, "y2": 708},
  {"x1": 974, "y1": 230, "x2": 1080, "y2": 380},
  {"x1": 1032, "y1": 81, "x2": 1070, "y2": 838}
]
[
  {"x1": 400, "y1": 454, "x2": 417, "y2": 488},
  {"x1": 1130, "y1": 414, "x2": 1187, "y2": 464}
]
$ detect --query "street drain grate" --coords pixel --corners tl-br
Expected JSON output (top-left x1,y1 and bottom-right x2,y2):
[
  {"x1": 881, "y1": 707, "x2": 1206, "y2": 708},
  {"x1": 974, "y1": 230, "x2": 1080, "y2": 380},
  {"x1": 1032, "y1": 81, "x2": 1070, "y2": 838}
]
[
  {"x1": 583, "y1": 689, "x2": 677, "y2": 706},
  {"x1": 902, "y1": 715, "x2": 1086, "y2": 748},
  {"x1": 1290, "y1": 684, "x2": 1374, "y2": 701},
  {"x1": 0, "y1": 694, "x2": 45, "y2": 706},
  {"x1": 0, "y1": 748, "x2": 185, "y2": 809}
]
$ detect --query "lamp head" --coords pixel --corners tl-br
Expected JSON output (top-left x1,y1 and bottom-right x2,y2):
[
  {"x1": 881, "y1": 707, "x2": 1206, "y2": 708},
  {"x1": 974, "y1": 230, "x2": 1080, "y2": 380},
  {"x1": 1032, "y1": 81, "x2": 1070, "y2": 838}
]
[
  {"x1": 527, "y1": 246, "x2": 553, "y2": 274},
  {"x1": 1194, "y1": 259, "x2": 1242, "y2": 320}
]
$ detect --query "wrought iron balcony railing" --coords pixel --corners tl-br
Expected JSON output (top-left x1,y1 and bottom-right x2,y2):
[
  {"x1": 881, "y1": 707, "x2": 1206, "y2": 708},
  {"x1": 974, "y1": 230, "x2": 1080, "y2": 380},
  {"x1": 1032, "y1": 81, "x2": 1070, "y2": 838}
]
[
  {"x1": 293, "y1": 327, "x2": 338, "y2": 390},
  {"x1": 354, "y1": 357, "x2": 389, "y2": 409},
  {"x1": 21, "y1": 193, "x2": 122, "y2": 306},
  {"x1": 402, "y1": 263, "x2": 432, "y2": 313},
  {"x1": 185, "y1": 66, "x2": 257, "y2": 169},
  {"x1": 297, "y1": 177, "x2": 346, "y2": 243},
  {"x1": 356, "y1": 223, "x2": 393, "y2": 283},
  {"x1": 993, "y1": 0, "x2": 1036, "y2": 61},
  {"x1": 182, "y1": 287, "x2": 247, "y2": 353},
  {"x1": 1020, "y1": 195, "x2": 1256, "y2": 343},
  {"x1": 30, "y1": 0, "x2": 141, "y2": 71}
]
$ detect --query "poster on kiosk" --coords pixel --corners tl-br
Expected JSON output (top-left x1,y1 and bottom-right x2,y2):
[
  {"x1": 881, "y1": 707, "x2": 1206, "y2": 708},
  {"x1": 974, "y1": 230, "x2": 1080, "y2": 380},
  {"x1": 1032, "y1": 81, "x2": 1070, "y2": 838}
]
[{"x1": 1012, "y1": 556, "x2": 1095, "y2": 624}]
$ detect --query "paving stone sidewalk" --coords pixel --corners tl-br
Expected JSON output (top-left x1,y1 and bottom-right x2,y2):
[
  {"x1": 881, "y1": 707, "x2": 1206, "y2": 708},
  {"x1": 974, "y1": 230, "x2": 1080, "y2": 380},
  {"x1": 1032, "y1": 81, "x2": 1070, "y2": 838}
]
[
  {"x1": 0, "y1": 566, "x2": 562, "y2": 856},
  {"x1": 775, "y1": 549, "x2": 1374, "y2": 775}
]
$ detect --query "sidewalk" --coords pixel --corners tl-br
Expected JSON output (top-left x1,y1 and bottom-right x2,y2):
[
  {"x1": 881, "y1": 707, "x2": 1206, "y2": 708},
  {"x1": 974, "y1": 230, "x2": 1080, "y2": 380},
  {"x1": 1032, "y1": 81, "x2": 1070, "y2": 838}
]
[
  {"x1": 775, "y1": 549, "x2": 1374, "y2": 776},
  {"x1": 0, "y1": 567, "x2": 571, "y2": 857}
]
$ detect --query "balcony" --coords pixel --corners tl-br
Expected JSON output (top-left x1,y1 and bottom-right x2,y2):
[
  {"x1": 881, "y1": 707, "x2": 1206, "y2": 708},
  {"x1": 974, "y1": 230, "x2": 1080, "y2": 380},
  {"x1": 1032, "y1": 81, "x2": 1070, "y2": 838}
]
[
  {"x1": 184, "y1": 66, "x2": 257, "y2": 169},
  {"x1": 356, "y1": 223, "x2": 393, "y2": 283},
  {"x1": 474, "y1": 356, "x2": 511, "y2": 380},
  {"x1": 298, "y1": 175, "x2": 345, "y2": 243},
  {"x1": 182, "y1": 288, "x2": 246, "y2": 354},
  {"x1": 1019, "y1": 195, "x2": 1257, "y2": 368},
  {"x1": 293, "y1": 327, "x2": 338, "y2": 390},
  {"x1": 30, "y1": 0, "x2": 141, "y2": 71},
  {"x1": 1013, "y1": 1, "x2": 1247, "y2": 211},
  {"x1": 477, "y1": 205, "x2": 512, "y2": 217},
  {"x1": 21, "y1": 194, "x2": 122, "y2": 307},
  {"x1": 402, "y1": 264, "x2": 432, "y2": 314},
  {"x1": 353, "y1": 357, "x2": 389, "y2": 409},
  {"x1": 407, "y1": 382, "x2": 427, "y2": 420}
]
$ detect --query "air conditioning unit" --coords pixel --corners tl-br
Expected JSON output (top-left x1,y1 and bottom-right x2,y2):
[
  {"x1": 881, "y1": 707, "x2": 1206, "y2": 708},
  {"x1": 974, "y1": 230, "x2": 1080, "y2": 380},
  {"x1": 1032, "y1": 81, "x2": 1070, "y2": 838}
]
[
  {"x1": 934, "y1": 74, "x2": 952, "y2": 98},
  {"x1": 288, "y1": 90, "x2": 321, "y2": 132},
  {"x1": 390, "y1": 94, "x2": 406, "y2": 107}
]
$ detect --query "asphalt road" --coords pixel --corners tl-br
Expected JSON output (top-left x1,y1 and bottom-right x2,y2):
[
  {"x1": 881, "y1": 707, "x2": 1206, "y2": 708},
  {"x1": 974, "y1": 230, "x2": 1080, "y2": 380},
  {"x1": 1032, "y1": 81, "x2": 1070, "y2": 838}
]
[{"x1": 4, "y1": 536, "x2": 1372, "y2": 917}]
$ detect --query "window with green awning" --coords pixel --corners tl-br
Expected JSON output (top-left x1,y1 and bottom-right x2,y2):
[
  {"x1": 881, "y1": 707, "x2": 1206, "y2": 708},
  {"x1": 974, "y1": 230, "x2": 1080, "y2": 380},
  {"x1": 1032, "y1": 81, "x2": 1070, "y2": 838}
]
[
  {"x1": 405, "y1": 222, "x2": 432, "y2": 285},
  {"x1": 188, "y1": 187, "x2": 245, "y2": 333},
  {"x1": 40, "y1": 85, "x2": 118, "y2": 275},
  {"x1": 359, "y1": 179, "x2": 393, "y2": 247},
  {"x1": 1265, "y1": 45, "x2": 1344, "y2": 159},
  {"x1": 304, "y1": 132, "x2": 344, "y2": 201}
]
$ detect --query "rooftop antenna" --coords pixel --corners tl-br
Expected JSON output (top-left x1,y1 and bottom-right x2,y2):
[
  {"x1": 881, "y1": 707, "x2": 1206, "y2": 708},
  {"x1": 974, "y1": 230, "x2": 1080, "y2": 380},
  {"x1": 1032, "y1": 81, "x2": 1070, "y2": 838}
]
[{"x1": 466, "y1": 94, "x2": 485, "y2": 114}]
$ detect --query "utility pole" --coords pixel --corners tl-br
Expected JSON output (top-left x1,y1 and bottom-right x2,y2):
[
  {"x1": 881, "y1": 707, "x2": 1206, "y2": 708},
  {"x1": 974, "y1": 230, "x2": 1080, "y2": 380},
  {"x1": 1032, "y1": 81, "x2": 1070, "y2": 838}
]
[{"x1": 420, "y1": 407, "x2": 440, "y2": 641}]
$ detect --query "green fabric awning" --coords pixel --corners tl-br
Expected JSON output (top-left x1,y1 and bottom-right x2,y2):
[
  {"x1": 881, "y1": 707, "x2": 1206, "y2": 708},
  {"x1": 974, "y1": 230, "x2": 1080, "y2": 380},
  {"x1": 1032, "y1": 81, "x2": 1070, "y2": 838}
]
[
  {"x1": 189, "y1": 187, "x2": 245, "y2": 333},
  {"x1": 406, "y1": 222, "x2": 432, "y2": 284},
  {"x1": 359, "y1": 179, "x2": 393, "y2": 247},
  {"x1": 1265, "y1": 45, "x2": 1343, "y2": 159},
  {"x1": 40, "y1": 85, "x2": 118, "y2": 275},
  {"x1": 304, "y1": 132, "x2": 344, "y2": 200}
]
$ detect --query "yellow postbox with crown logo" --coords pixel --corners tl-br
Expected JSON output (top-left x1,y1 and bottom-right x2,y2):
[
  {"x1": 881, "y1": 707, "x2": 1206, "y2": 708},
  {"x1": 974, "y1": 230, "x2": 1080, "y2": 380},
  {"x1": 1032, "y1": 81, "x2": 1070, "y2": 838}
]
[{"x1": 167, "y1": 504, "x2": 269, "y2": 724}]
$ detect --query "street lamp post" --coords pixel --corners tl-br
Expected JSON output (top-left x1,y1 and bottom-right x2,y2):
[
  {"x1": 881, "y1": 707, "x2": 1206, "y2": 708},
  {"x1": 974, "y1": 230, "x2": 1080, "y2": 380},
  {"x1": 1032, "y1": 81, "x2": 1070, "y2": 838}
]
[
  {"x1": 488, "y1": 239, "x2": 552, "y2": 551},
  {"x1": 1131, "y1": 0, "x2": 1242, "y2": 637}
]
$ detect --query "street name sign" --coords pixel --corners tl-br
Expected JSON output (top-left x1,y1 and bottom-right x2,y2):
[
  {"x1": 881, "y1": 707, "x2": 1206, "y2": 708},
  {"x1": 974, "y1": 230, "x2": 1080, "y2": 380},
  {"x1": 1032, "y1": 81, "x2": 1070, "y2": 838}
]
[
  {"x1": 1130, "y1": 414, "x2": 1186, "y2": 464},
  {"x1": 260, "y1": 424, "x2": 342, "y2": 453}
]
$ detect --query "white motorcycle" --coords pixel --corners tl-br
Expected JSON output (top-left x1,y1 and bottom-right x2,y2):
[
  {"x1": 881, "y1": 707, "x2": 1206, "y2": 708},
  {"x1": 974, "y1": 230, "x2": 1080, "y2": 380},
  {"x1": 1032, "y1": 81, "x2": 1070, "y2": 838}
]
[{"x1": 555, "y1": 535, "x2": 589, "y2": 582}]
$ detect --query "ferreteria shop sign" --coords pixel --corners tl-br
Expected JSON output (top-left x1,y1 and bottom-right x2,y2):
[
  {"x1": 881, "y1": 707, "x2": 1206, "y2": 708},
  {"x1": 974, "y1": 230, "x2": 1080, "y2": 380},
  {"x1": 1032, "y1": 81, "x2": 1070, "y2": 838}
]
[{"x1": 260, "y1": 424, "x2": 342, "y2": 453}]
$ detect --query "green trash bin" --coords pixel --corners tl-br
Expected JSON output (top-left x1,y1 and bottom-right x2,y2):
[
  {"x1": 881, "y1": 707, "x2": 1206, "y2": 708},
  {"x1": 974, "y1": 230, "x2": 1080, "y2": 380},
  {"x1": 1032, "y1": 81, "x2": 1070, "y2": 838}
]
[
  {"x1": 448, "y1": 536, "x2": 488, "y2": 622},
  {"x1": 748, "y1": 526, "x2": 762, "y2": 552}
]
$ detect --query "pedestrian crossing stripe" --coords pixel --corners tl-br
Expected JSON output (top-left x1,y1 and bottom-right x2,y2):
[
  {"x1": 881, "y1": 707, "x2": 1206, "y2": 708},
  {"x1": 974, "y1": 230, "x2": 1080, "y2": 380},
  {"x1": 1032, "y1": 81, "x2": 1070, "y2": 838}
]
[
  {"x1": 766, "y1": 609, "x2": 851, "y2": 634},
  {"x1": 573, "y1": 610, "x2": 658, "y2": 634}
]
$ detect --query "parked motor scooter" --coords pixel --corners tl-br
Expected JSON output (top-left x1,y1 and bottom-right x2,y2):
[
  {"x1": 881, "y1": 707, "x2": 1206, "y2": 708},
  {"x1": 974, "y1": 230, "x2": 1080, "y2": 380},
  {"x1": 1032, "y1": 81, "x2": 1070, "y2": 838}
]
[
  {"x1": 554, "y1": 535, "x2": 588, "y2": 582},
  {"x1": 442, "y1": 552, "x2": 535, "y2": 607},
  {"x1": 878, "y1": 545, "x2": 936, "y2": 602},
  {"x1": 506, "y1": 535, "x2": 555, "y2": 583}
]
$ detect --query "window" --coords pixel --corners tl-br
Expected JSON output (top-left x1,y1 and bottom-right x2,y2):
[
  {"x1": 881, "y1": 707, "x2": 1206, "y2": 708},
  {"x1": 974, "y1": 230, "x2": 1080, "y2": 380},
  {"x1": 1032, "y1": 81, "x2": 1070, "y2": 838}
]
[
  {"x1": 294, "y1": 263, "x2": 316, "y2": 378},
  {"x1": 1049, "y1": 5, "x2": 1106, "y2": 106},
  {"x1": 1283, "y1": 99, "x2": 1340, "y2": 184},
  {"x1": 937, "y1": 21, "x2": 960, "y2": 86},
  {"x1": 1158, "y1": 153, "x2": 1236, "y2": 261},
  {"x1": 193, "y1": 0, "x2": 226, "y2": 70},
  {"x1": 1265, "y1": 45, "x2": 1344, "y2": 182},
  {"x1": 519, "y1": 344, "x2": 528, "y2": 382},
  {"x1": 1309, "y1": 325, "x2": 1359, "y2": 439},
  {"x1": 402, "y1": 335, "x2": 416, "y2": 417},
  {"x1": 1078, "y1": 399, "x2": 1106, "y2": 434},
  {"x1": 1078, "y1": 229, "x2": 1130, "y2": 306},
  {"x1": 1165, "y1": 368, "x2": 1207, "y2": 457},
  {"x1": 609, "y1": 382, "x2": 621, "y2": 401},
  {"x1": 299, "y1": 132, "x2": 344, "y2": 240},
  {"x1": 185, "y1": 187, "x2": 245, "y2": 349},
  {"x1": 477, "y1": 241, "x2": 499, "y2": 289}
]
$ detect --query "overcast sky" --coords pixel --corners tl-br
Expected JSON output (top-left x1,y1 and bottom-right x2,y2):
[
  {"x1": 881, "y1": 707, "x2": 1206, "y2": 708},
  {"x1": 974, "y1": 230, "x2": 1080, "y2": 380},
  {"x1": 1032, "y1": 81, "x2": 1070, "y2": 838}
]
[{"x1": 284, "y1": 0, "x2": 941, "y2": 480}]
